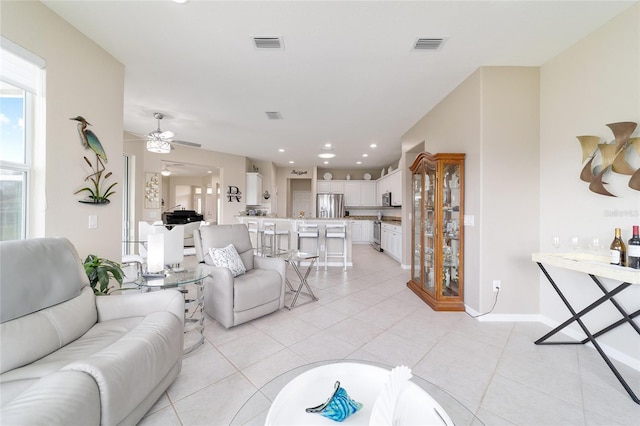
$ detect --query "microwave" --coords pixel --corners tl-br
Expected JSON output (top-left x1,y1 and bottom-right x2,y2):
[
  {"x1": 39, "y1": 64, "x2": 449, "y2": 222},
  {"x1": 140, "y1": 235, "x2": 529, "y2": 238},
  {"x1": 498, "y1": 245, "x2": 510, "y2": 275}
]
[{"x1": 382, "y1": 192, "x2": 392, "y2": 207}]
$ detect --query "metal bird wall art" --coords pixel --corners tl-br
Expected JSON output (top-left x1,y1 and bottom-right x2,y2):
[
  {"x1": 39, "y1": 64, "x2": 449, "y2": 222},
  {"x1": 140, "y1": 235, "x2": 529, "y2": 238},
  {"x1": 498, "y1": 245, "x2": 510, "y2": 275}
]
[
  {"x1": 71, "y1": 116, "x2": 117, "y2": 204},
  {"x1": 577, "y1": 121, "x2": 639, "y2": 196}
]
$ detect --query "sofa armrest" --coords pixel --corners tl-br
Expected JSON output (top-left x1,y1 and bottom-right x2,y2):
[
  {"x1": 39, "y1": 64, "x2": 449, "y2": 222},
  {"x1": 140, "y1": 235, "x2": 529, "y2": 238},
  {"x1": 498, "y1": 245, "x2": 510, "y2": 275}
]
[
  {"x1": 198, "y1": 263, "x2": 234, "y2": 292},
  {"x1": 254, "y1": 256, "x2": 286, "y2": 282},
  {"x1": 96, "y1": 290, "x2": 184, "y2": 326},
  {"x1": 0, "y1": 370, "x2": 100, "y2": 425},
  {"x1": 63, "y1": 311, "x2": 183, "y2": 426},
  {"x1": 199, "y1": 264, "x2": 235, "y2": 327}
]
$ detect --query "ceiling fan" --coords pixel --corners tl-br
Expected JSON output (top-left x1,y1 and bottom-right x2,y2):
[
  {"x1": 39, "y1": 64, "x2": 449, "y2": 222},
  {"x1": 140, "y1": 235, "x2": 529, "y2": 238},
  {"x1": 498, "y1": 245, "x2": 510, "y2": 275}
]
[{"x1": 128, "y1": 112, "x2": 202, "y2": 153}]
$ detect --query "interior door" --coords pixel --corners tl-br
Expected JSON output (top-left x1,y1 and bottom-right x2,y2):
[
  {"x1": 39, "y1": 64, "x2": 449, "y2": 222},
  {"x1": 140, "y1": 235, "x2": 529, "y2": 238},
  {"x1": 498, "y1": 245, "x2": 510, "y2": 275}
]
[{"x1": 292, "y1": 191, "x2": 312, "y2": 218}]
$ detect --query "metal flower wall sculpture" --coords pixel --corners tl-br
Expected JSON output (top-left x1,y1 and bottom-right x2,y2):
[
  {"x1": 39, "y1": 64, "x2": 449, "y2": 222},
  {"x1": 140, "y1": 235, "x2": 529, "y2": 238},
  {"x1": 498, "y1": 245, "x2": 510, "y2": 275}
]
[
  {"x1": 577, "y1": 121, "x2": 640, "y2": 196},
  {"x1": 71, "y1": 116, "x2": 117, "y2": 204}
]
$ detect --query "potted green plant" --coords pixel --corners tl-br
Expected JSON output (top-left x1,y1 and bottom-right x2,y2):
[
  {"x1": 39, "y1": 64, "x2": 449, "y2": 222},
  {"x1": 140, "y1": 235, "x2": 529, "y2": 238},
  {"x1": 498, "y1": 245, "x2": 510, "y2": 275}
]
[{"x1": 83, "y1": 254, "x2": 125, "y2": 295}]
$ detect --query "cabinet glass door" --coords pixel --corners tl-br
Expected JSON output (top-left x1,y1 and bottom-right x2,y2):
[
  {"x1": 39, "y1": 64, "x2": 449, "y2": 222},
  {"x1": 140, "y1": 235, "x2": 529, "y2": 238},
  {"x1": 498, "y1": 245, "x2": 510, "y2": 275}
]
[
  {"x1": 441, "y1": 162, "x2": 460, "y2": 298},
  {"x1": 424, "y1": 162, "x2": 436, "y2": 294},
  {"x1": 411, "y1": 172, "x2": 422, "y2": 284}
]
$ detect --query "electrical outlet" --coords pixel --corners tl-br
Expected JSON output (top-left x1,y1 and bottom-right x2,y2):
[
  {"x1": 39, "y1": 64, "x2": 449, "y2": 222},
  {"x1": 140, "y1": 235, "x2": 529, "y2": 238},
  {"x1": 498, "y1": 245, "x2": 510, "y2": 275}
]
[{"x1": 493, "y1": 280, "x2": 501, "y2": 292}]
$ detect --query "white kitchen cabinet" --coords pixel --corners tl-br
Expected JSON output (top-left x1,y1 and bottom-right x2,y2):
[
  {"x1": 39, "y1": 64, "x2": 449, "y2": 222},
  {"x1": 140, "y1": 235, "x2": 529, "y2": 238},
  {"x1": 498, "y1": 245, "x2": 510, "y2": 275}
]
[
  {"x1": 344, "y1": 181, "x2": 377, "y2": 206},
  {"x1": 350, "y1": 220, "x2": 372, "y2": 243},
  {"x1": 388, "y1": 170, "x2": 402, "y2": 206},
  {"x1": 246, "y1": 172, "x2": 263, "y2": 206},
  {"x1": 377, "y1": 169, "x2": 402, "y2": 206},
  {"x1": 381, "y1": 222, "x2": 402, "y2": 262},
  {"x1": 351, "y1": 221, "x2": 364, "y2": 243},
  {"x1": 317, "y1": 180, "x2": 345, "y2": 194},
  {"x1": 344, "y1": 182, "x2": 361, "y2": 206},
  {"x1": 361, "y1": 181, "x2": 377, "y2": 206}
]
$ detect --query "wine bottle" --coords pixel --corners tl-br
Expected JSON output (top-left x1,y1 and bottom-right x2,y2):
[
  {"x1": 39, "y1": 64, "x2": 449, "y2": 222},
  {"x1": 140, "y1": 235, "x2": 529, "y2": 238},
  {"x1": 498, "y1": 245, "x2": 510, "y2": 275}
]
[
  {"x1": 628, "y1": 225, "x2": 640, "y2": 269},
  {"x1": 609, "y1": 228, "x2": 626, "y2": 266}
]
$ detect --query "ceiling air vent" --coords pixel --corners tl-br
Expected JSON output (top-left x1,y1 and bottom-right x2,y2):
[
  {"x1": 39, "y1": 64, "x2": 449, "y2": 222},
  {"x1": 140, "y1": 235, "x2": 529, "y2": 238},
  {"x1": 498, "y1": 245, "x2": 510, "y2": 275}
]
[
  {"x1": 413, "y1": 37, "x2": 447, "y2": 51},
  {"x1": 265, "y1": 111, "x2": 282, "y2": 120},
  {"x1": 253, "y1": 36, "x2": 284, "y2": 50}
]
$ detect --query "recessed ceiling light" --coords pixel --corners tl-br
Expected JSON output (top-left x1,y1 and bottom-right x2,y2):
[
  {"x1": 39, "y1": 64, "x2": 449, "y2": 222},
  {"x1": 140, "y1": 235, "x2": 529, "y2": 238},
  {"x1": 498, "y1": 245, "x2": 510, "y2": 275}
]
[
  {"x1": 318, "y1": 153, "x2": 336, "y2": 159},
  {"x1": 172, "y1": 0, "x2": 189, "y2": 3},
  {"x1": 207, "y1": 170, "x2": 212, "y2": 174},
  {"x1": 370, "y1": 144, "x2": 377, "y2": 148},
  {"x1": 323, "y1": 161, "x2": 329, "y2": 164},
  {"x1": 278, "y1": 148, "x2": 285, "y2": 152},
  {"x1": 289, "y1": 161, "x2": 294, "y2": 164},
  {"x1": 356, "y1": 161, "x2": 362, "y2": 165},
  {"x1": 324, "y1": 143, "x2": 332, "y2": 148},
  {"x1": 362, "y1": 154, "x2": 368, "y2": 157}
]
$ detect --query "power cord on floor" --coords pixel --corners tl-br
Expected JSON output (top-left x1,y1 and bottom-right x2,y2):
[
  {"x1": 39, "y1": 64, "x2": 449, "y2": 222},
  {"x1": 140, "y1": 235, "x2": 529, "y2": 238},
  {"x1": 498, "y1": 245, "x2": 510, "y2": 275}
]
[{"x1": 466, "y1": 287, "x2": 500, "y2": 318}]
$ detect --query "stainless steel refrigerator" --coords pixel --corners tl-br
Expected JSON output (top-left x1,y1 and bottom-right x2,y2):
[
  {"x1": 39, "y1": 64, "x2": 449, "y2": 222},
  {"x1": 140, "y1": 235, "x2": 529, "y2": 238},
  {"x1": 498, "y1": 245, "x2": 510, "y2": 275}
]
[{"x1": 316, "y1": 193, "x2": 345, "y2": 218}]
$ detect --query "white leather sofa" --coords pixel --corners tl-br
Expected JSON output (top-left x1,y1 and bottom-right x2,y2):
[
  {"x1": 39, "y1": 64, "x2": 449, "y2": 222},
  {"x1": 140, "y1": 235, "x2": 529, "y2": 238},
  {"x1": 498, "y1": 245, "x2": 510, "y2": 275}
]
[
  {"x1": 0, "y1": 237, "x2": 185, "y2": 426},
  {"x1": 194, "y1": 224, "x2": 286, "y2": 328}
]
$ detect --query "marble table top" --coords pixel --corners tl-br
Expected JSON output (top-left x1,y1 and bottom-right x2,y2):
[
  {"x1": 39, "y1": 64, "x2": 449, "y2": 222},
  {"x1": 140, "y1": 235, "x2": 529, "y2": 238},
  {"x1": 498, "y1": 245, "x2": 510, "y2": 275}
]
[{"x1": 532, "y1": 252, "x2": 640, "y2": 284}]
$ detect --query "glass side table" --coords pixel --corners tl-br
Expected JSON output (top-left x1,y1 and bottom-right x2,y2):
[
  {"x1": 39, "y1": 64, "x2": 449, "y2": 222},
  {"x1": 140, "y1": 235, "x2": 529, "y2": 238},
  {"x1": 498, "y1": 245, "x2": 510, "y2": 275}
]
[
  {"x1": 136, "y1": 268, "x2": 209, "y2": 354},
  {"x1": 274, "y1": 250, "x2": 319, "y2": 309}
]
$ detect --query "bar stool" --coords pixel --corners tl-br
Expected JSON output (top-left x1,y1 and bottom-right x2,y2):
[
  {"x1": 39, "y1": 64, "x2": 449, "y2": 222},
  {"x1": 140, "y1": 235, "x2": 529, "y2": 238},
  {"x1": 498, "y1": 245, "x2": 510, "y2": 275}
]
[
  {"x1": 297, "y1": 223, "x2": 320, "y2": 270},
  {"x1": 246, "y1": 220, "x2": 262, "y2": 255},
  {"x1": 263, "y1": 221, "x2": 290, "y2": 256},
  {"x1": 324, "y1": 223, "x2": 347, "y2": 271}
]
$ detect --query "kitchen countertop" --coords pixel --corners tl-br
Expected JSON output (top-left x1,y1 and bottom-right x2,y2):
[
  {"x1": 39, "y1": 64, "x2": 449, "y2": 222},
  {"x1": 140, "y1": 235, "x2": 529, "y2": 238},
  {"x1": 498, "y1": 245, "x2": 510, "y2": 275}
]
[{"x1": 236, "y1": 215, "x2": 401, "y2": 224}]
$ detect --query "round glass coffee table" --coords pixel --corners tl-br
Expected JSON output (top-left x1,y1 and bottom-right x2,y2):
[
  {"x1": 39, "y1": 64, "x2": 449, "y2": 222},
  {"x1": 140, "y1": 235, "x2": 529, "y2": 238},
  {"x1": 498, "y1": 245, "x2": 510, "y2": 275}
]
[
  {"x1": 230, "y1": 359, "x2": 483, "y2": 425},
  {"x1": 136, "y1": 268, "x2": 209, "y2": 354}
]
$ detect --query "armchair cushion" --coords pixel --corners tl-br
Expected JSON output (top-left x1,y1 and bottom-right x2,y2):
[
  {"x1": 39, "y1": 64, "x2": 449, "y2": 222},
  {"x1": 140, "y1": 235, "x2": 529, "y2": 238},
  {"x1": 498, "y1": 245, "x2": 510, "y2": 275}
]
[{"x1": 208, "y1": 244, "x2": 246, "y2": 277}]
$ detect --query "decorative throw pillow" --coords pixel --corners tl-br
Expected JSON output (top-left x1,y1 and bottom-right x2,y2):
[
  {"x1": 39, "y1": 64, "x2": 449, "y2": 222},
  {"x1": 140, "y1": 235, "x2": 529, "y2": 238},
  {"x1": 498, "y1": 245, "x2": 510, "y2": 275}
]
[{"x1": 208, "y1": 244, "x2": 246, "y2": 277}]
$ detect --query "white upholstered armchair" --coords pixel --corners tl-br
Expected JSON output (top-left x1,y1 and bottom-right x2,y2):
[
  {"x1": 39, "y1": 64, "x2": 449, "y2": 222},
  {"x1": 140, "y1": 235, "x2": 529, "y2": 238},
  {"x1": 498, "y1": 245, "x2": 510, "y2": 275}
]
[{"x1": 193, "y1": 224, "x2": 286, "y2": 328}]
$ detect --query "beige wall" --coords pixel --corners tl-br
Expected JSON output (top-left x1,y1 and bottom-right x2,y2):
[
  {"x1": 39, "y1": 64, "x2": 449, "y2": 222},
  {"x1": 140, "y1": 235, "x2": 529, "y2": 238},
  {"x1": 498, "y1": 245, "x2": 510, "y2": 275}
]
[
  {"x1": 402, "y1": 66, "x2": 542, "y2": 315},
  {"x1": 401, "y1": 4, "x2": 639, "y2": 367},
  {"x1": 401, "y1": 70, "x2": 485, "y2": 310},
  {"x1": 481, "y1": 67, "x2": 541, "y2": 316},
  {"x1": 539, "y1": 4, "x2": 640, "y2": 365},
  {"x1": 2, "y1": 1, "x2": 124, "y2": 262}
]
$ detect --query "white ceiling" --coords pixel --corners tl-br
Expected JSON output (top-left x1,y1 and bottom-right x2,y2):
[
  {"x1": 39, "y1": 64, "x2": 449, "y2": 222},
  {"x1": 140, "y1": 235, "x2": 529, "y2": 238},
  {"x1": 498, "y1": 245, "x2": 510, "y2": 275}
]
[{"x1": 43, "y1": 0, "x2": 637, "y2": 169}]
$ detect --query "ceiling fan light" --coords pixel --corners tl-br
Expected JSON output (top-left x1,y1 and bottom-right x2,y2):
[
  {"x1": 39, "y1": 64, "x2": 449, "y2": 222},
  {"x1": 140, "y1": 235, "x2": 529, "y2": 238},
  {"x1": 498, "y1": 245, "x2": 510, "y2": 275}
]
[{"x1": 147, "y1": 139, "x2": 171, "y2": 154}]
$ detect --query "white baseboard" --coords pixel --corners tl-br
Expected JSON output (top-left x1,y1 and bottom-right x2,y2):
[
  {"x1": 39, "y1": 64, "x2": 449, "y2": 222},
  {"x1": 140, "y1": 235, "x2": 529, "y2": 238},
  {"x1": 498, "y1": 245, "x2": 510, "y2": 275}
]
[{"x1": 465, "y1": 309, "x2": 640, "y2": 372}]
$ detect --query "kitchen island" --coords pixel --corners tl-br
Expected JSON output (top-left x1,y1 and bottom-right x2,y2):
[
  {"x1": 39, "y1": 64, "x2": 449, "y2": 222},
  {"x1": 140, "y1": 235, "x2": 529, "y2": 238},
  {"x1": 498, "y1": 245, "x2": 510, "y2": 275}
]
[{"x1": 235, "y1": 217, "x2": 355, "y2": 268}]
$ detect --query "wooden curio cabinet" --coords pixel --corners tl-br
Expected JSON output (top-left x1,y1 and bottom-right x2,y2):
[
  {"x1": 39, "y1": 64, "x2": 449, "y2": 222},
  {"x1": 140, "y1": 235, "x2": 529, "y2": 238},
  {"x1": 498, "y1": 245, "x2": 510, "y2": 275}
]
[{"x1": 408, "y1": 152, "x2": 465, "y2": 311}]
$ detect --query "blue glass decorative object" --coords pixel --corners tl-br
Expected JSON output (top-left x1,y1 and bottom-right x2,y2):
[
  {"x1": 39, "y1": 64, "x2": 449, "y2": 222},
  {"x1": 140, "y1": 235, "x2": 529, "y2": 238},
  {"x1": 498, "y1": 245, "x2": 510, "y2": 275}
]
[{"x1": 306, "y1": 381, "x2": 363, "y2": 422}]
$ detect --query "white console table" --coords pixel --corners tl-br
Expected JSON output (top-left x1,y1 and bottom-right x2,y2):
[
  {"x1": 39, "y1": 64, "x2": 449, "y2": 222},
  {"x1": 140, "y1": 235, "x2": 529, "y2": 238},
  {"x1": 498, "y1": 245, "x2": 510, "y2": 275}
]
[{"x1": 532, "y1": 252, "x2": 640, "y2": 404}]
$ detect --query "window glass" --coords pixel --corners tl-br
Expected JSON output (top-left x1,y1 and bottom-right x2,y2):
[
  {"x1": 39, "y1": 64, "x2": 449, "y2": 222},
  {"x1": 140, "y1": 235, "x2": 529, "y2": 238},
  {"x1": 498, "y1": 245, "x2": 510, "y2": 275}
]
[
  {"x1": 0, "y1": 36, "x2": 44, "y2": 240},
  {"x1": 0, "y1": 81, "x2": 26, "y2": 164},
  {"x1": 0, "y1": 167, "x2": 26, "y2": 241}
]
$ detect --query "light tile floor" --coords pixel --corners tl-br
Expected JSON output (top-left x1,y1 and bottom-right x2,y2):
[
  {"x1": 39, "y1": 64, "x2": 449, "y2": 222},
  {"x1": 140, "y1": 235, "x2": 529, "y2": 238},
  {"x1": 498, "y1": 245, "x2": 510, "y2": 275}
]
[{"x1": 139, "y1": 245, "x2": 640, "y2": 425}]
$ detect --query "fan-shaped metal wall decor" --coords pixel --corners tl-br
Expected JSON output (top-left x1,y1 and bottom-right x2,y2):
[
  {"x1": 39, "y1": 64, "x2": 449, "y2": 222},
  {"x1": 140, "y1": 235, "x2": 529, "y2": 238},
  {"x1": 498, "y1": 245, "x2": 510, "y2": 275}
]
[{"x1": 577, "y1": 121, "x2": 639, "y2": 196}]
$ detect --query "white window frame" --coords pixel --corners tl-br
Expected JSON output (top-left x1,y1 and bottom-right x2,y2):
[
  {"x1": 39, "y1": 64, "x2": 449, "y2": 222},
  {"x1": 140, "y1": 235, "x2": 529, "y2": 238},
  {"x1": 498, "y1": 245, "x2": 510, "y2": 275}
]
[{"x1": 1, "y1": 37, "x2": 45, "y2": 239}]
